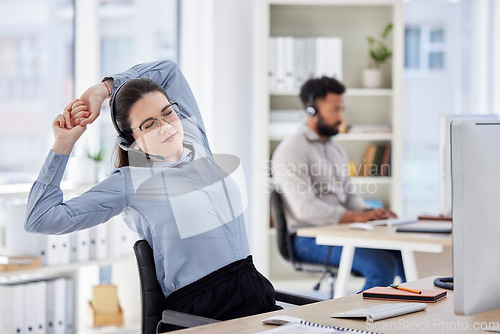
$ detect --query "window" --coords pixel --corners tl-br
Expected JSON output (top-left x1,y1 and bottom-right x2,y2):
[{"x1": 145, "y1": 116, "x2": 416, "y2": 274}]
[
  {"x1": 0, "y1": 0, "x2": 179, "y2": 185},
  {"x1": 97, "y1": 0, "x2": 179, "y2": 174},
  {"x1": 0, "y1": 0, "x2": 75, "y2": 184},
  {"x1": 404, "y1": 24, "x2": 446, "y2": 72}
]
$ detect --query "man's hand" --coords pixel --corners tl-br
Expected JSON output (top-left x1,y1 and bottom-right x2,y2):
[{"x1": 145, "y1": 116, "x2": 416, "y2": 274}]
[
  {"x1": 72, "y1": 79, "x2": 114, "y2": 126},
  {"x1": 341, "y1": 208, "x2": 396, "y2": 223}
]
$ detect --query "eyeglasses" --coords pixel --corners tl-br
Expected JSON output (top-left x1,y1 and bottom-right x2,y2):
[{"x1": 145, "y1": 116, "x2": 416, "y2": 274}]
[{"x1": 131, "y1": 102, "x2": 180, "y2": 136}]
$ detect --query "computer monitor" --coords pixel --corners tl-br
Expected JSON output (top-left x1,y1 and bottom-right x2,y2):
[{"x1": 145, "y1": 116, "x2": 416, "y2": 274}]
[
  {"x1": 451, "y1": 119, "x2": 500, "y2": 315},
  {"x1": 439, "y1": 114, "x2": 499, "y2": 216}
]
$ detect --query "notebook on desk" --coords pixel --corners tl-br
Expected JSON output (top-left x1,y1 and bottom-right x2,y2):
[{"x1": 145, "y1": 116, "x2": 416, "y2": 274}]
[{"x1": 362, "y1": 286, "x2": 447, "y2": 303}]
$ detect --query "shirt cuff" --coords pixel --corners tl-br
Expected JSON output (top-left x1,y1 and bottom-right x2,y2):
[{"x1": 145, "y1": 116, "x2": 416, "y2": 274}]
[{"x1": 36, "y1": 150, "x2": 69, "y2": 186}]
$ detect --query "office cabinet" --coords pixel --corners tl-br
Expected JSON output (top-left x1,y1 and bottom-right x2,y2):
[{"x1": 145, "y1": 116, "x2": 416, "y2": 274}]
[{"x1": 0, "y1": 185, "x2": 140, "y2": 334}]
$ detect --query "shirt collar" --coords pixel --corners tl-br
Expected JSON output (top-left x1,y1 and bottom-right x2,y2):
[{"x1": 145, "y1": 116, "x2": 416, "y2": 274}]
[
  {"x1": 152, "y1": 142, "x2": 195, "y2": 168},
  {"x1": 301, "y1": 124, "x2": 325, "y2": 142}
]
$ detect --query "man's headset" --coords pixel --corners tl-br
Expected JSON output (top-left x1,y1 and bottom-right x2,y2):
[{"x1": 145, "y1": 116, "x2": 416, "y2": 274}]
[
  {"x1": 109, "y1": 81, "x2": 166, "y2": 161},
  {"x1": 305, "y1": 91, "x2": 317, "y2": 116}
]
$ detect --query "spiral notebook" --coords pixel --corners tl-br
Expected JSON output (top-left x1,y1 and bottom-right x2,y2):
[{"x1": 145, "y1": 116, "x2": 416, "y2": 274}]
[{"x1": 259, "y1": 315, "x2": 381, "y2": 334}]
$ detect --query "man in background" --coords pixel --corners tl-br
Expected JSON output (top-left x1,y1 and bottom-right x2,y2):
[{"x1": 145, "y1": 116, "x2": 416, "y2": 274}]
[{"x1": 271, "y1": 76, "x2": 405, "y2": 290}]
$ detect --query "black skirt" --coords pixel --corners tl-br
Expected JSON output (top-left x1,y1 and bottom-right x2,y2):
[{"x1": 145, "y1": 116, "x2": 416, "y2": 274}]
[{"x1": 161, "y1": 255, "x2": 280, "y2": 331}]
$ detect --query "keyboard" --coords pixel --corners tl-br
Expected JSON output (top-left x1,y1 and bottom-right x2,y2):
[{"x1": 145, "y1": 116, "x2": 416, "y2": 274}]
[{"x1": 366, "y1": 217, "x2": 418, "y2": 226}]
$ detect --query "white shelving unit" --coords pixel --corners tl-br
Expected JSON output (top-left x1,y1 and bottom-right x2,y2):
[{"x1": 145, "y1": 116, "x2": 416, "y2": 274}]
[
  {"x1": 0, "y1": 185, "x2": 141, "y2": 334},
  {"x1": 252, "y1": 0, "x2": 403, "y2": 274}
]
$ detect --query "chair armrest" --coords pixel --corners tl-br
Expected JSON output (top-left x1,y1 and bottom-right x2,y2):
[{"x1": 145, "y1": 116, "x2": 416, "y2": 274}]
[
  {"x1": 275, "y1": 290, "x2": 324, "y2": 305},
  {"x1": 162, "y1": 309, "x2": 220, "y2": 328}
]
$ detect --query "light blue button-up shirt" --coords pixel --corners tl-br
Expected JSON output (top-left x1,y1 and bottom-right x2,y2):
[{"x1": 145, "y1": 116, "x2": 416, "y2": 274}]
[{"x1": 25, "y1": 60, "x2": 250, "y2": 297}]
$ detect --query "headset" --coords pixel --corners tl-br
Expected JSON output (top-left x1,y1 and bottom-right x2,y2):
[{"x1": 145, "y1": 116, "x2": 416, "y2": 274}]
[
  {"x1": 110, "y1": 81, "x2": 134, "y2": 151},
  {"x1": 433, "y1": 276, "x2": 453, "y2": 290},
  {"x1": 109, "y1": 80, "x2": 166, "y2": 161},
  {"x1": 305, "y1": 91, "x2": 317, "y2": 116}
]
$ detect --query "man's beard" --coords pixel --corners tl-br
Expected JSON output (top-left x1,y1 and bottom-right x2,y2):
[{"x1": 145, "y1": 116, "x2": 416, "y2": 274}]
[{"x1": 317, "y1": 114, "x2": 340, "y2": 137}]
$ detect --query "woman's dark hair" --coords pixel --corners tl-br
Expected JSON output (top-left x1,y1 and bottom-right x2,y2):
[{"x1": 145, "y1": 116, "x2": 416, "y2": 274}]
[
  {"x1": 299, "y1": 76, "x2": 346, "y2": 108},
  {"x1": 112, "y1": 78, "x2": 168, "y2": 168}
]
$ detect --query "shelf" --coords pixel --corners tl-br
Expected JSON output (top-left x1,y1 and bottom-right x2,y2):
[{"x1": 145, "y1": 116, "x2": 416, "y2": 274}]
[
  {"x1": 270, "y1": 0, "x2": 396, "y2": 5},
  {"x1": 0, "y1": 255, "x2": 134, "y2": 284},
  {"x1": 335, "y1": 132, "x2": 392, "y2": 141},
  {"x1": 270, "y1": 88, "x2": 393, "y2": 97},
  {"x1": 0, "y1": 181, "x2": 94, "y2": 198},
  {"x1": 351, "y1": 176, "x2": 392, "y2": 185},
  {"x1": 78, "y1": 323, "x2": 140, "y2": 334},
  {"x1": 269, "y1": 123, "x2": 392, "y2": 141}
]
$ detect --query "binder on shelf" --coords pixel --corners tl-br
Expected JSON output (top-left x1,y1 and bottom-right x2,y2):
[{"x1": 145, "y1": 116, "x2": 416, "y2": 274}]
[
  {"x1": 283, "y1": 36, "x2": 295, "y2": 90},
  {"x1": 109, "y1": 215, "x2": 137, "y2": 258},
  {"x1": 4, "y1": 199, "x2": 48, "y2": 261},
  {"x1": 293, "y1": 38, "x2": 307, "y2": 89},
  {"x1": 89, "y1": 223, "x2": 108, "y2": 261},
  {"x1": 13, "y1": 284, "x2": 24, "y2": 334},
  {"x1": 35, "y1": 280, "x2": 48, "y2": 334},
  {"x1": 371, "y1": 144, "x2": 385, "y2": 176},
  {"x1": 0, "y1": 285, "x2": 14, "y2": 332},
  {"x1": 45, "y1": 235, "x2": 58, "y2": 266},
  {"x1": 380, "y1": 143, "x2": 391, "y2": 176},
  {"x1": 274, "y1": 37, "x2": 286, "y2": 91},
  {"x1": 360, "y1": 144, "x2": 377, "y2": 177},
  {"x1": 56, "y1": 234, "x2": 71, "y2": 265},
  {"x1": 305, "y1": 37, "x2": 316, "y2": 79},
  {"x1": 70, "y1": 229, "x2": 90, "y2": 263},
  {"x1": 269, "y1": 36, "x2": 342, "y2": 92},
  {"x1": 46, "y1": 280, "x2": 56, "y2": 334},
  {"x1": 65, "y1": 278, "x2": 75, "y2": 334},
  {"x1": 23, "y1": 283, "x2": 38, "y2": 333},
  {"x1": 46, "y1": 278, "x2": 68, "y2": 334},
  {"x1": 268, "y1": 38, "x2": 275, "y2": 90},
  {"x1": 315, "y1": 37, "x2": 342, "y2": 80}
]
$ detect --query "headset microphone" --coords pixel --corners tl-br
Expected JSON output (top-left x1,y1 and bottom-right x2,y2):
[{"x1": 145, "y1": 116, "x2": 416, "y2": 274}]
[
  {"x1": 116, "y1": 137, "x2": 166, "y2": 161},
  {"x1": 144, "y1": 153, "x2": 166, "y2": 161}
]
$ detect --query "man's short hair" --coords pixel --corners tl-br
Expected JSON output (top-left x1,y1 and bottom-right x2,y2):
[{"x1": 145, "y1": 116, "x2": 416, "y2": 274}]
[{"x1": 299, "y1": 76, "x2": 346, "y2": 108}]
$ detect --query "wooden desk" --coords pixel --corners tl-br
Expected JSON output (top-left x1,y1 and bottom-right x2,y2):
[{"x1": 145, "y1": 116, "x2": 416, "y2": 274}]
[
  {"x1": 173, "y1": 277, "x2": 500, "y2": 334},
  {"x1": 296, "y1": 224, "x2": 452, "y2": 297}
]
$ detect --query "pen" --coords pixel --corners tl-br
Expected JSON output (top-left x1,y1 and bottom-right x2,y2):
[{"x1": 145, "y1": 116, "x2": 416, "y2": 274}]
[{"x1": 390, "y1": 284, "x2": 422, "y2": 294}]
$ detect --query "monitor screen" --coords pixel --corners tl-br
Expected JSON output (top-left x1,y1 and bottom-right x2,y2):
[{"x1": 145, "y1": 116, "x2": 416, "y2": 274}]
[
  {"x1": 439, "y1": 114, "x2": 499, "y2": 216},
  {"x1": 451, "y1": 119, "x2": 500, "y2": 315}
]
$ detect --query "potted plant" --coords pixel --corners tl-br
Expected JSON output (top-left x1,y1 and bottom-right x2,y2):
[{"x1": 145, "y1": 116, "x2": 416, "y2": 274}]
[
  {"x1": 363, "y1": 22, "x2": 393, "y2": 88},
  {"x1": 87, "y1": 147, "x2": 106, "y2": 182}
]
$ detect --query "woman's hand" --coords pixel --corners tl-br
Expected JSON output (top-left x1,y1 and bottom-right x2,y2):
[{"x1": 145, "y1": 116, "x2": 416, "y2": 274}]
[
  {"x1": 52, "y1": 99, "x2": 88, "y2": 155},
  {"x1": 72, "y1": 79, "x2": 114, "y2": 126}
]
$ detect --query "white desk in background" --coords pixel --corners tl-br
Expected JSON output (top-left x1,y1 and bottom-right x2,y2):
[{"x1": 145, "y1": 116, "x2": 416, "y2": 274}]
[{"x1": 296, "y1": 223, "x2": 452, "y2": 298}]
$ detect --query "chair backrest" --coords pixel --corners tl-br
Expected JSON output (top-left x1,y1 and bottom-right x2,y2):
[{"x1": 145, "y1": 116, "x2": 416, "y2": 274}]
[
  {"x1": 270, "y1": 189, "x2": 295, "y2": 263},
  {"x1": 133, "y1": 239, "x2": 168, "y2": 334}
]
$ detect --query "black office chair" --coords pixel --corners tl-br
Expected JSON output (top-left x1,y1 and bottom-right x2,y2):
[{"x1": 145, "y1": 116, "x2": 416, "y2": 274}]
[
  {"x1": 270, "y1": 189, "x2": 340, "y2": 299},
  {"x1": 133, "y1": 239, "x2": 321, "y2": 333}
]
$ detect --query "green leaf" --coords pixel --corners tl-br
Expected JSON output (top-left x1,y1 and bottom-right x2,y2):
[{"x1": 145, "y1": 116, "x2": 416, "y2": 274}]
[{"x1": 366, "y1": 22, "x2": 393, "y2": 66}]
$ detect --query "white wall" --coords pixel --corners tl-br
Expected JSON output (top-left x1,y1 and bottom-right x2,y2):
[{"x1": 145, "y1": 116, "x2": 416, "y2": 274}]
[
  {"x1": 180, "y1": 0, "x2": 268, "y2": 274},
  {"x1": 403, "y1": 1, "x2": 461, "y2": 147}
]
